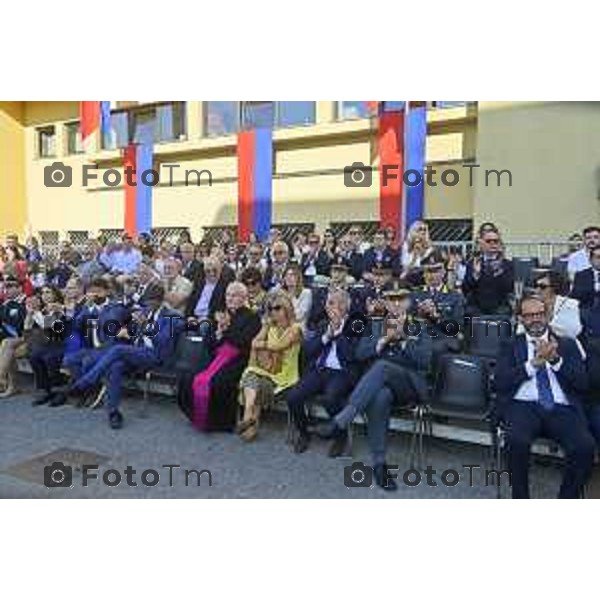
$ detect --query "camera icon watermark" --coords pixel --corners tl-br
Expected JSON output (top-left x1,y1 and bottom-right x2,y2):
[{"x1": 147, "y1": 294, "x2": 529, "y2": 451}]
[
  {"x1": 44, "y1": 162, "x2": 72, "y2": 187},
  {"x1": 44, "y1": 461, "x2": 73, "y2": 488},
  {"x1": 343, "y1": 162, "x2": 372, "y2": 187},
  {"x1": 344, "y1": 462, "x2": 373, "y2": 488}
]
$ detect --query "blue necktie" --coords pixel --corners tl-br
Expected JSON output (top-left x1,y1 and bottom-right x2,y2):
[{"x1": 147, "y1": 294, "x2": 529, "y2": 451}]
[{"x1": 535, "y1": 366, "x2": 555, "y2": 411}]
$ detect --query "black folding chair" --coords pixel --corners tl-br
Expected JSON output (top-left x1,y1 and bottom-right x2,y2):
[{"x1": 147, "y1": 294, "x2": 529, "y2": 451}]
[
  {"x1": 411, "y1": 354, "x2": 492, "y2": 468},
  {"x1": 550, "y1": 257, "x2": 569, "y2": 278},
  {"x1": 512, "y1": 257, "x2": 539, "y2": 286},
  {"x1": 465, "y1": 317, "x2": 514, "y2": 364}
]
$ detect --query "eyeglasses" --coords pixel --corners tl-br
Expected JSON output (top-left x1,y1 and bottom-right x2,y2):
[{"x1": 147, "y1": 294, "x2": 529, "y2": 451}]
[
  {"x1": 483, "y1": 237, "x2": 500, "y2": 244},
  {"x1": 268, "y1": 305, "x2": 283, "y2": 312},
  {"x1": 522, "y1": 311, "x2": 546, "y2": 319},
  {"x1": 535, "y1": 283, "x2": 551, "y2": 290}
]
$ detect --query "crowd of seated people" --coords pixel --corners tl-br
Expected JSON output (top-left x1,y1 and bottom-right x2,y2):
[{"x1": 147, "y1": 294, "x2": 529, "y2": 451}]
[{"x1": 2, "y1": 221, "x2": 600, "y2": 497}]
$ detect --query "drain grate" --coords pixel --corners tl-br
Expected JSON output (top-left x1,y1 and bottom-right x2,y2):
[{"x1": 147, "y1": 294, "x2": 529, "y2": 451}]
[{"x1": 2, "y1": 447, "x2": 111, "y2": 486}]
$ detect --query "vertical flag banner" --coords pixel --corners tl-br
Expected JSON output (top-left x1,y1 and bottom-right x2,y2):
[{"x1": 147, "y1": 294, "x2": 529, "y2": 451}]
[
  {"x1": 237, "y1": 128, "x2": 273, "y2": 242},
  {"x1": 123, "y1": 145, "x2": 137, "y2": 236},
  {"x1": 123, "y1": 142, "x2": 154, "y2": 236},
  {"x1": 405, "y1": 104, "x2": 427, "y2": 228},
  {"x1": 237, "y1": 131, "x2": 255, "y2": 243},
  {"x1": 80, "y1": 101, "x2": 100, "y2": 141},
  {"x1": 378, "y1": 108, "x2": 405, "y2": 233}
]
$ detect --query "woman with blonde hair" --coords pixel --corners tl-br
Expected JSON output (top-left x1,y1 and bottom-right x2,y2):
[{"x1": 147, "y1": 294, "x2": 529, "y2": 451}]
[
  {"x1": 401, "y1": 220, "x2": 434, "y2": 271},
  {"x1": 237, "y1": 290, "x2": 303, "y2": 442}
]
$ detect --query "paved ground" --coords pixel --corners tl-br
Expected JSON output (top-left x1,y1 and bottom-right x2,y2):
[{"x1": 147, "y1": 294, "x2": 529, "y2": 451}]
[{"x1": 0, "y1": 385, "x2": 564, "y2": 499}]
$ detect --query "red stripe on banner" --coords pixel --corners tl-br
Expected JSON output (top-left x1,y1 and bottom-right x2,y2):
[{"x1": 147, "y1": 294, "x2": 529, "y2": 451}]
[
  {"x1": 378, "y1": 110, "x2": 405, "y2": 233},
  {"x1": 237, "y1": 131, "x2": 256, "y2": 243},
  {"x1": 123, "y1": 144, "x2": 137, "y2": 236},
  {"x1": 80, "y1": 101, "x2": 100, "y2": 140}
]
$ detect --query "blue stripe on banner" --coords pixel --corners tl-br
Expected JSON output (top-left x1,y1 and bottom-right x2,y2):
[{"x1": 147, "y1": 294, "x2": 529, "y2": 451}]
[
  {"x1": 253, "y1": 127, "x2": 273, "y2": 241},
  {"x1": 100, "y1": 101, "x2": 111, "y2": 137},
  {"x1": 136, "y1": 143, "x2": 153, "y2": 234},
  {"x1": 405, "y1": 105, "x2": 427, "y2": 229}
]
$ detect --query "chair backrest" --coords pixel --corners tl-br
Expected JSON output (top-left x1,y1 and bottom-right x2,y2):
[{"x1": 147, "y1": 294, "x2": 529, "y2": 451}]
[
  {"x1": 550, "y1": 257, "x2": 569, "y2": 277},
  {"x1": 466, "y1": 317, "x2": 514, "y2": 358},
  {"x1": 173, "y1": 333, "x2": 210, "y2": 374},
  {"x1": 371, "y1": 317, "x2": 385, "y2": 339},
  {"x1": 512, "y1": 257, "x2": 539, "y2": 284},
  {"x1": 433, "y1": 354, "x2": 489, "y2": 412}
]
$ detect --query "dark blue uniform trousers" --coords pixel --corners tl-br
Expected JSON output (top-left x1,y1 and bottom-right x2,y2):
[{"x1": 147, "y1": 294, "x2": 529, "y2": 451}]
[{"x1": 505, "y1": 401, "x2": 596, "y2": 499}]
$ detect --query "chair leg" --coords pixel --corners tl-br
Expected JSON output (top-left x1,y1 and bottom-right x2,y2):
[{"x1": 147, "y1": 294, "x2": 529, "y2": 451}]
[
  {"x1": 409, "y1": 405, "x2": 424, "y2": 470},
  {"x1": 139, "y1": 372, "x2": 151, "y2": 418}
]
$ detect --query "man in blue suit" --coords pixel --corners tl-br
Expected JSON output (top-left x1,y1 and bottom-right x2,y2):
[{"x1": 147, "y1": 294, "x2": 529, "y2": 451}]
[
  {"x1": 571, "y1": 246, "x2": 600, "y2": 310},
  {"x1": 60, "y1": 277, "x2": 131, "y2": 407},
  {"x1": 286, "y1": 288, "x2": 361, "y2": 455},
  {"x1": 314, "y1": 288, "x2": 432, "y2": 491},
  {"x1": 495, "y1": 296, "x2": 595, "y2": 499},
  {"x1": 68, "y1": 282, "x2": 182, "y2": 429}
]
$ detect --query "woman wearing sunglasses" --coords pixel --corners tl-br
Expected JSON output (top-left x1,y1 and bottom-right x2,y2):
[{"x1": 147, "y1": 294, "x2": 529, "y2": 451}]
[
  {"x1": 237, "y1": 291, "x2": 302, "y2": 442},
  {"x1": 532, "y1": 270, "x2": 581, "y2": 339}
]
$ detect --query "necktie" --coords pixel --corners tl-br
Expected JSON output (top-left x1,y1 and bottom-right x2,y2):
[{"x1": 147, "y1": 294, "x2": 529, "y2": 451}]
[
  {"x1": 317, "y1": 339, "x2": 333, "y2": 369},
  {"x1": 535, "y1": 365, "x2": 555, "y2": 411}
]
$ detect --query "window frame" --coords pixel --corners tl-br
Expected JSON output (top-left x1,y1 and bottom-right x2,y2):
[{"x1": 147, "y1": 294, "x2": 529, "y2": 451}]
[{"x1": 37, "y1": 125, "x2": 57, "y2": 159}]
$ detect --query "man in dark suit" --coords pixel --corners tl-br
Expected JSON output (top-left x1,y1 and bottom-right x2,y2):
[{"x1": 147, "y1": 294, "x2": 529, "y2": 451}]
[
  {"x1": 286, "y1": 288, "x2": 361, "y2": 455},
  {"x1": 314, "y1": 288, "x2": 432, "y2": 490},
  {"x1": 495, "y1": 296, "x2": 595, "y2": 499},
  {"x1": 571, "y1": 246, "x2": 600, "y2": 310},
  {"x1": 180, "y1": 242, "x2": 204, "y2": 285},
  {"x1": 300, "y1": 233, "x2": 331, "y2": 285},
  {"x1": 186, "y1": 256, "x2": 233, "y2": 322},
  {"x1": 362, "y1": 230, "x2": 397, "y2": 280},
  {"x1": 69, "y1": 283, "x2": 183, "y2": 429},
  {"x1": 462, "y1": 228, "x2": 514, "y2": 316}
]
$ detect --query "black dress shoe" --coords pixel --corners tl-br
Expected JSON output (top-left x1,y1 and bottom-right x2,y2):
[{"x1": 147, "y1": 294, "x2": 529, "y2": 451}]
[
  {"x1": 328, "y1": 431, "x2": 349, "y2": 458},
  {"x1": 313, "y1": 419, "x2": 342, "y2": 440},
  {"x1": 48, "y1": 393, "x2": 67, "y2": 407},
  {"x1": 109, "y1": 410, "x2": 124, "y2": 430},
  {"x1": 373, "y1": 464, "x2": 398, "y2": 492},
  {"x1": 32, "y1": 392, "x2": 54, "y2": 407}
]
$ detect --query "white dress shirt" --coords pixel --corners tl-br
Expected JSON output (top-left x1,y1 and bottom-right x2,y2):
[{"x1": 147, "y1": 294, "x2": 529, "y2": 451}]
[
  {"x1": 194, "y1": 281, "x2": 217, "y2": 318},
  {"x1": 567, "y1": 248, "x2": 590, "y2": 279},
  {"x1": 514, "y1": 332, "x2": 568, "y2": 405}
]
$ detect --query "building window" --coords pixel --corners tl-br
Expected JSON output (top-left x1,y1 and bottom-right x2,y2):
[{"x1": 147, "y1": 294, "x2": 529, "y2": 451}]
[
  {"x1": 241, "y1": 101, "x2": 274, "y2": 130},
  {"x1": 37, "y1": 126, "x2": 56, "y2": 158},
  {"x1": 431, "y1": 101, "x2": 469, "y2": 109},
  {"x1": 338, "y1": 101, "x2": 370, "y2": 120},
  {"x1": 101, "y1": 102, "x2": 186, "y2": 149},
  {"x1": 276, "y1": 101, "x2": 316, "y2": 128},
  {"x1": 205, "y1": 101, "x2": 239, "y2": 137},
  {"x1": 65, "y1": 122, "x2": 83, "y2": 155}
]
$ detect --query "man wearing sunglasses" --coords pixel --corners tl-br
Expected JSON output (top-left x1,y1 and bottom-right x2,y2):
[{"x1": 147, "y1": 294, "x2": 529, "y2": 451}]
[
  {"x1": 495, "y1": 296, "x2": 595, "y2": 499},
  {"x1": 462, "y1": 227, "x2": 514, "y2": 316}
]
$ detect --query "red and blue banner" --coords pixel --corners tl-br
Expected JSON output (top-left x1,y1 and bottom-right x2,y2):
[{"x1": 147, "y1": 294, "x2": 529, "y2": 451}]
[
  {"x1": 79, "y1": 101, "x2": 111, "y2": 141},
  {"x1": 123, "y1": 142, "x2": 153, "y2": 236},
  {"x1": 369, "y1": 101, "x2": 427, "y2": 233},
  {"x1": 237, "y1": 128, "x2": 273, "y2": 242}
]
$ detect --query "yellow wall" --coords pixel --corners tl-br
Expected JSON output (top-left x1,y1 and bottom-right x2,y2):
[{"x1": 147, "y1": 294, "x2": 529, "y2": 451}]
[
  {"x1": 10, "y1": 101, "x2": 475, "y2": 239},
  {"x1": 474, "y1": 101, "x2": 600, "y2": 241},
  {"x1": 0, "y1": 102, "x2": 27, "y2": 237}
]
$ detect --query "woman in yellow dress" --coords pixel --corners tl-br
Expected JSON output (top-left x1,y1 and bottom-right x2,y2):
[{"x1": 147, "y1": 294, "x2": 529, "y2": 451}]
[{"x1": 237, "y1": 290, "x2": 302, "y2": 442}]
